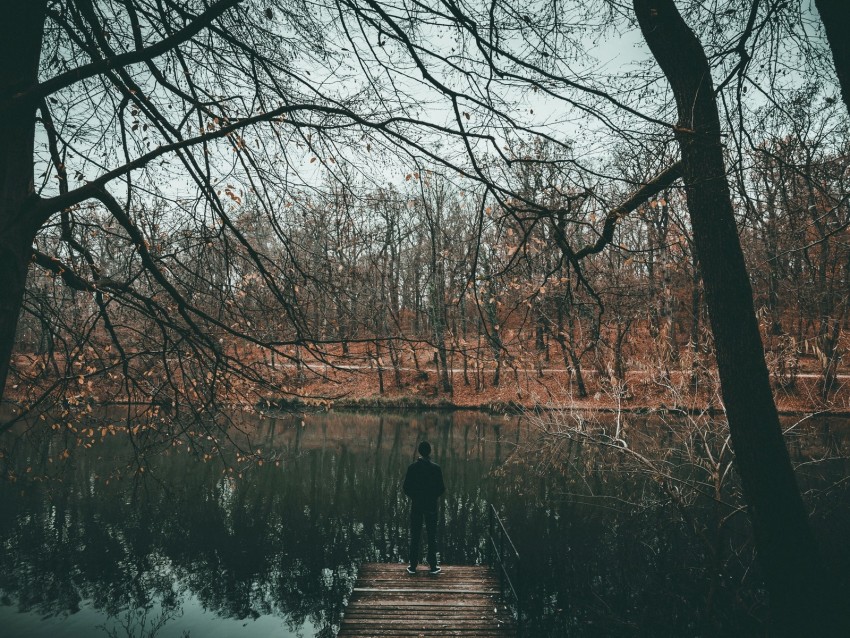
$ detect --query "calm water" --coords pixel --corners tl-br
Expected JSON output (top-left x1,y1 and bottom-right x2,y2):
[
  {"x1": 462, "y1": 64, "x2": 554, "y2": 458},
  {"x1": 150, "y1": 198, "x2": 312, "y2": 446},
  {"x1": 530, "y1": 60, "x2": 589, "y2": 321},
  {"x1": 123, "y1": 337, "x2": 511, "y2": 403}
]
[{"x1": 1, "y1": 409, "x2": 848, "y2": 637}]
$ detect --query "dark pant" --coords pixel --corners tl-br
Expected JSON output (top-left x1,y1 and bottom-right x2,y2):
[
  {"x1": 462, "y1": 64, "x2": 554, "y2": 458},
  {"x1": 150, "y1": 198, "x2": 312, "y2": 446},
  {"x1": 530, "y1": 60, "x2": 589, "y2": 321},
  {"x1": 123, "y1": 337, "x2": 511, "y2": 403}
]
[{"x1": 409, "y1": 506, "x2": 438, "y2": 567}]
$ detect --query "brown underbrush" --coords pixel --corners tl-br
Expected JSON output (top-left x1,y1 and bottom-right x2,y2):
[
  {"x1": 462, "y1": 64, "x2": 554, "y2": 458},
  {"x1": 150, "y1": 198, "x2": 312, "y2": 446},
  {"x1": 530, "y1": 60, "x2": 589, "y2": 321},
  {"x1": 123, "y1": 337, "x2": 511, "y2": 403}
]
[{"x1": 6, "y1": 337, "x2": 850, "y2": 416}]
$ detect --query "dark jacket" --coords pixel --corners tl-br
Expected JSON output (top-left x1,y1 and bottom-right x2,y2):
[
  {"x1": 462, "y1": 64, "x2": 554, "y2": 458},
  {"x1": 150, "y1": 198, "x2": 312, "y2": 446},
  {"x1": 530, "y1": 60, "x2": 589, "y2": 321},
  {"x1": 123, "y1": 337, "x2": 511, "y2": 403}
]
[{"x1": 403, "y1": 457, "x2": 445, "y2": 510}]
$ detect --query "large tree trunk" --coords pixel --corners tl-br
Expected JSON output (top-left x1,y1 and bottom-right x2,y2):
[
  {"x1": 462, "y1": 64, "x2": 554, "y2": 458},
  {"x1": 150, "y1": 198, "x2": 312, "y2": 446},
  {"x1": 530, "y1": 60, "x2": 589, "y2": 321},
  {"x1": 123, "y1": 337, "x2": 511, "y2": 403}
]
[
  {"x1": 0, "y1": 227, "x2": 35, "y2": 403},
  {"x1": 634, "y1": 1, "x2": 842, "y2": 633},
  {"x1": 0, "y1": 0, "x2": 47, "y2": 403},
  {"x1": 815, "y1": 0, "x2": 850, "y2": 114}
]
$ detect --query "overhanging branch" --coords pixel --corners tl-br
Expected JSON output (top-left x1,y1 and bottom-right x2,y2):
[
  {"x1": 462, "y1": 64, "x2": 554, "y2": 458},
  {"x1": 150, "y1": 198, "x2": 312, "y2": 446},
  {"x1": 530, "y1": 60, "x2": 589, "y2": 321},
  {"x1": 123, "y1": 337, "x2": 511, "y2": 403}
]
[
  {"x1": 11, "y1": 0, "x2": 241, "y2": 106},
  {"x1": 573, "y1": 160, "x2": 683, "y2": 260},
  {"x1": 31, "y1": 250, "x2": 94, "y2": 292}
]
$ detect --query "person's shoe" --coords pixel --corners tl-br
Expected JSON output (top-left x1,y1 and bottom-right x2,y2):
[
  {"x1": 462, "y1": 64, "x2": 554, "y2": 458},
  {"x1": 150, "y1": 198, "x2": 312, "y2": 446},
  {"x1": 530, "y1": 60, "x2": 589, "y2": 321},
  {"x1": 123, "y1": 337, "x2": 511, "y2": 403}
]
[
  {"x1": 429, "y1": 565, "x2": 442, "y2": 575},
  {"x1": 406, "y1": 566, "x2": 417, "y2": 575}
]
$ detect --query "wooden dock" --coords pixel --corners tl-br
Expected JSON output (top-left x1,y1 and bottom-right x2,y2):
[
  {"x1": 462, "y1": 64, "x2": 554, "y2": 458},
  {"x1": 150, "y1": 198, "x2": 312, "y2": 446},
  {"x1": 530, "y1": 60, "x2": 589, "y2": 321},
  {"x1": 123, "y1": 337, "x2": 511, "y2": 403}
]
[{"x1": 337, "y1": 563, "x2": 515, "y2": 637}]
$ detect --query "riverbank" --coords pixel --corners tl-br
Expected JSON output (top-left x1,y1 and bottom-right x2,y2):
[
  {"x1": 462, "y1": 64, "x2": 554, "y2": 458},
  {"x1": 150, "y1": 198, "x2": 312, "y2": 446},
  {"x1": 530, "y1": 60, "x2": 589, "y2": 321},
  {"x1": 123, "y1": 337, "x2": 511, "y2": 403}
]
[
  {"x1": 259, "y1": 363, "x2": 850, "y2": 417},
  {"x1": 7, "y1": 348, "x2": 850, "y2": 419}
]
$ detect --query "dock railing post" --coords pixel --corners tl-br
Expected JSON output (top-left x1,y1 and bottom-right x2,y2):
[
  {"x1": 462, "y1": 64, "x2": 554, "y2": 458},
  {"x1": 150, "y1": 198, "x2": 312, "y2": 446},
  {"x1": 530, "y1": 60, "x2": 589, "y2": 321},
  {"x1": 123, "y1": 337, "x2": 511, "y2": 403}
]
[
  {"x1": 499, "y1": 519, "x2": 505, "y2": 595},
  {"x1": 488, "y1": 504, "x2": 494, "y2": 567},
  {"x1": 516, "y1": 556, "x2": 523, "y2": 636}
]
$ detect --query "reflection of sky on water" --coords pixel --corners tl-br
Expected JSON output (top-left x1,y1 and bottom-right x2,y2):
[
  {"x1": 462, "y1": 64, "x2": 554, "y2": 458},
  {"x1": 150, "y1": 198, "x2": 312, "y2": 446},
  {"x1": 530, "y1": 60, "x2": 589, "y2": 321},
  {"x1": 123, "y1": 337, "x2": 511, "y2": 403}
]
[{"x1": 1, "y1": 593, "x2": 315, "y2": 638}]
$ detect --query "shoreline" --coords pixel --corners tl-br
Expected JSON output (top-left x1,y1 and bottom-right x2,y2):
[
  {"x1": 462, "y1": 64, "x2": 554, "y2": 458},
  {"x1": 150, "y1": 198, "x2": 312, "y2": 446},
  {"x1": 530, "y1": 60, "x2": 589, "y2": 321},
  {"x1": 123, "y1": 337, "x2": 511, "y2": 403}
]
[
  {"x1": 2, "y1": 395, "x2": 848, "y2": 420},
  {"x1": 257, "y1": 394, "x2": 850, "y2": 419}
]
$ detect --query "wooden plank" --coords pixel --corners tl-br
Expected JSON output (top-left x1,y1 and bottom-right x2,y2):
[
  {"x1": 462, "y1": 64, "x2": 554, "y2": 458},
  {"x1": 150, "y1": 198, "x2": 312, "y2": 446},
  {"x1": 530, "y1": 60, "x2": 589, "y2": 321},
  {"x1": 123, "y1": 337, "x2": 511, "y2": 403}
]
[
  {"x1": 337, "y1": 563, "x2": 515, "y2": 638},
  {"x1": 342, "y1": 614, "x2": 498, "y2": 620},
  {"x1": 348, "y1": 597, "x2": 499, "y2": 605},
  {"x1": 354, "y1": 587, "x2": 499, "y2": 596},
  {"x1": 339, "y1": 632, "x2": 510, "y2": 637},
  {"x1": 356, "y1": 565, "x2": 499, "y2": 577}
]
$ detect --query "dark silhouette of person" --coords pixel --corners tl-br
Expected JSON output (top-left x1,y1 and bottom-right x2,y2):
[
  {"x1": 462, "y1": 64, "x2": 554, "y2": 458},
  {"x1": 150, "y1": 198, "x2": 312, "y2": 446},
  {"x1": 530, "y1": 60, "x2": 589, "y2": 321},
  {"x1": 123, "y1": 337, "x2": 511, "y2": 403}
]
[{"x1": 403, "y1": 440, "x2": 445, "y2": 574}]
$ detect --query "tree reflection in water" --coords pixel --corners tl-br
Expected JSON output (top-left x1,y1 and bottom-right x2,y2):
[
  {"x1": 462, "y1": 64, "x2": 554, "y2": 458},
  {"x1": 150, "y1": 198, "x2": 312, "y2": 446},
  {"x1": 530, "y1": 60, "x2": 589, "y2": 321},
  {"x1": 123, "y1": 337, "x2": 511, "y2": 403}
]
[
  {"x1": 0, "y1": 410, "x2": 848, "y2": 637},
  {"x1": 0, "y1": 412, "x2": 518, "y2": 637}
]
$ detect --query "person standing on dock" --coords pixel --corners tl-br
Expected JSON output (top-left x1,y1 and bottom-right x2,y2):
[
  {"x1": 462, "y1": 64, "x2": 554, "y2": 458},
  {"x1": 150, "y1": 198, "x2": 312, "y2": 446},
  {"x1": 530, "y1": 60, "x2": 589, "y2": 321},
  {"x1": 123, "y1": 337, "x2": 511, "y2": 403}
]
[{"x1": 403, "y1": 440, "x2": 445, "y2": 574}]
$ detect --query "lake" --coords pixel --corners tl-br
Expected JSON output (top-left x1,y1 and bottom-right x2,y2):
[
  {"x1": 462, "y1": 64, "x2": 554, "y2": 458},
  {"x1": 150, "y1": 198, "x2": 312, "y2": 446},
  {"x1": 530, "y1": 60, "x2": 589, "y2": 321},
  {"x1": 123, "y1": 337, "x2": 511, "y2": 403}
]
[{"x1": 1, "y1": 409, "x2": 848, "y2": 637}]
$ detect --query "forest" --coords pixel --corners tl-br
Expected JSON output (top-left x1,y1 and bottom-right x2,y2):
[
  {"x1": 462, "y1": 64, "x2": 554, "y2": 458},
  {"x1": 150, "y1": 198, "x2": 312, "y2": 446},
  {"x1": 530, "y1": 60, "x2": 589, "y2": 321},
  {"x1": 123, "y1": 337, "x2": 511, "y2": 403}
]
[
  {"x1": 1, "y1": 0, "x2": 849, "y2": 636},
  {"x1": 13, "y1": 123, "x2": 850, "y2": 410}
]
